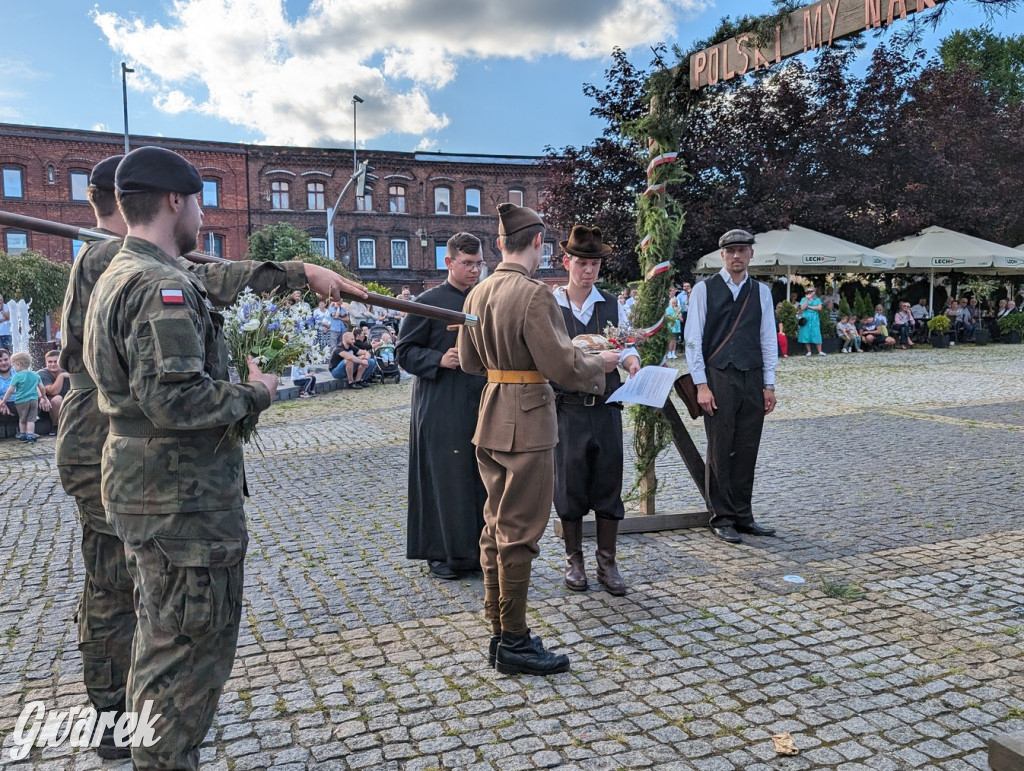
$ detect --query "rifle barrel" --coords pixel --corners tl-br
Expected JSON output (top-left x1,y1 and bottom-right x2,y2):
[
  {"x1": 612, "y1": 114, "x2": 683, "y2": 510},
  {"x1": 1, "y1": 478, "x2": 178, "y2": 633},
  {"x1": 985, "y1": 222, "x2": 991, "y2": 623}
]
[{"x1": 0, "y1": 209, "x2": 478, "y2": 327}]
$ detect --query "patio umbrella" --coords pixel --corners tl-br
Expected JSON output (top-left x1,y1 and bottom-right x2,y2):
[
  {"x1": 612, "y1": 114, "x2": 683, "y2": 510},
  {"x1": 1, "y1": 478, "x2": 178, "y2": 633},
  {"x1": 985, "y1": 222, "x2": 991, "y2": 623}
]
[{"x1": 875, "y1": 226, "x2": 1024, "y2": 311}]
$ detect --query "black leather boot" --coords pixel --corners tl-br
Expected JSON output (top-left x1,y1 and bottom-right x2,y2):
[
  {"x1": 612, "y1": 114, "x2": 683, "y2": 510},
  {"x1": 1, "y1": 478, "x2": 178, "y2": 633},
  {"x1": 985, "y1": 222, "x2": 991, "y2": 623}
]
[
  {"x1": 96, "y1": 700, "x2": 132, "y2": 760},
  {"x1": 487, "y1": 634, "x2": 500, "y2": 667},
  {"x1": 495, "y1": 630, "x2": 570, "y2": 676},
  {"x1": 595, "y1": 518, "x2": 626, "y2": 596},
  {"x1": 561, "y1": 519, "x2": 587, "y2": 592}
]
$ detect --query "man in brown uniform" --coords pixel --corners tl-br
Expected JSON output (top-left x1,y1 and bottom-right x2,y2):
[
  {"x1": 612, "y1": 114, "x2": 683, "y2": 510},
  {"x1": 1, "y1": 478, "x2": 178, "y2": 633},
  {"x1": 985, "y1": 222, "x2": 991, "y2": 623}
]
[{"x1": 458, "y1": 203, "x2": 619, "y2": 676}]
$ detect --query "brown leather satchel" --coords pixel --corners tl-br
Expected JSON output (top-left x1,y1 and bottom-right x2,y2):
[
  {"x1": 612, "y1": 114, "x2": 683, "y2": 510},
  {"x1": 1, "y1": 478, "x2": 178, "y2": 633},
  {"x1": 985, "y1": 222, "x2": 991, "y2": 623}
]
[{"x1": 675, "y1": 373, "x2": 702, "y2": 419}]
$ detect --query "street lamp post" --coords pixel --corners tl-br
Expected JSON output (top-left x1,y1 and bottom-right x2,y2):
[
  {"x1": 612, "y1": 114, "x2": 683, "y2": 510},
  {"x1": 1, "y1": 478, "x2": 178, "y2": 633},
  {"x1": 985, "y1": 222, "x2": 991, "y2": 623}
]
[
  {"x1": 352, "y1": 95, "x2": 364, "y2": 174},
  {"x1": 121, "y1": 62, "x2": 135, "y2": 154}
]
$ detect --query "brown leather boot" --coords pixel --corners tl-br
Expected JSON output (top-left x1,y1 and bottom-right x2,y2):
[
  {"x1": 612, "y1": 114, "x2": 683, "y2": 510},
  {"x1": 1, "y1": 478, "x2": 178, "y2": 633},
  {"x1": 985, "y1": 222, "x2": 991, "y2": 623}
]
[
  {"x1": 561, "y1": 519, "x2": 587, "y2": 591},
  {"x1": 595, "y1": 518, "x2": 626, "y2": 596}
]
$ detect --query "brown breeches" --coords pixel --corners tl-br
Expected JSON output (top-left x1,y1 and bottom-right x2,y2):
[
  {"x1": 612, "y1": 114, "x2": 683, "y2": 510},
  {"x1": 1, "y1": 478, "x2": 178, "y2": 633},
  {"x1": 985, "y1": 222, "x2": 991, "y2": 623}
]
[{"x1": 476, "y1": 446, "x2": 553, "y2": 635}]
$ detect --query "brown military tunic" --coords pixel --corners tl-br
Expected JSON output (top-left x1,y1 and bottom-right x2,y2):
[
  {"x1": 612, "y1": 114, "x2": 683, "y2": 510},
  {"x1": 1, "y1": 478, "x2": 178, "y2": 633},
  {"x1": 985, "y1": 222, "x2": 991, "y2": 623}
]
[{"x1": 458, "y1": 262, "x2": 605, "y2": 635}]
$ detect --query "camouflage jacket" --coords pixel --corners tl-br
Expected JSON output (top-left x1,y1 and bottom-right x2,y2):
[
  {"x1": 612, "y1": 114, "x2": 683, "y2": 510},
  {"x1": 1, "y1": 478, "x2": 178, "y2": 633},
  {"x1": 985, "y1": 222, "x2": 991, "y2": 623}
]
[{"x1": 83, "y1": 237, "x2": 305, "y2": 515}]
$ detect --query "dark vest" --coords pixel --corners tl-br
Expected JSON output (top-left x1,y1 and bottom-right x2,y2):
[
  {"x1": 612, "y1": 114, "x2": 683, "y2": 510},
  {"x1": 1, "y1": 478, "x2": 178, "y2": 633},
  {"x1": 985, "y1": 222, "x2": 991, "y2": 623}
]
[
  {"x1": 702, "y1": 274, "x2": 763, "y2": 371},
  {"x1": 556, "y1": 289, "x2": 622, "y2": 396}
]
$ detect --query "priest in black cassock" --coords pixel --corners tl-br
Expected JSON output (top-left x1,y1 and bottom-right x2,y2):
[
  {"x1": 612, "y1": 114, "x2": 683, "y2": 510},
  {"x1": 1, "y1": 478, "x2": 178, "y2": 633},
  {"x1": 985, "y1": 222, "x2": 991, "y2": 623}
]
[{"x1": 397, "y1": 233, "x2": 488, "y2": 580}]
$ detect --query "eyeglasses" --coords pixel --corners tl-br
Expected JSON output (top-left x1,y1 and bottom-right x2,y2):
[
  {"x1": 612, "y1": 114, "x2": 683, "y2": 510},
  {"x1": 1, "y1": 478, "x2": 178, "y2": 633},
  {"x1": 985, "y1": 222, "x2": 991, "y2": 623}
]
[{"x1": 453, "y1": 259, "x2": 483, "y2": 270}]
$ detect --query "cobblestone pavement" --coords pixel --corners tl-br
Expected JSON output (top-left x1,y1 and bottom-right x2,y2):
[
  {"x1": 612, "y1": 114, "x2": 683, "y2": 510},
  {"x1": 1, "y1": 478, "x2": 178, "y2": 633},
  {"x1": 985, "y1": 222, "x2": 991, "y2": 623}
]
[{"x1": 1, "y1": 345, "x2": 1023, "y2": 770}]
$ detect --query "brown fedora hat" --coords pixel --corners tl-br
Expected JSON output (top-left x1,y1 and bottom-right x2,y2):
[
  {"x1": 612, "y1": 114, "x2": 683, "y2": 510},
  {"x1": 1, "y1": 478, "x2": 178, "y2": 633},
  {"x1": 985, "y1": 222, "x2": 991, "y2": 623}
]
[{"x1": 559, "y1": 225, "x2": 613, "y2": 258}]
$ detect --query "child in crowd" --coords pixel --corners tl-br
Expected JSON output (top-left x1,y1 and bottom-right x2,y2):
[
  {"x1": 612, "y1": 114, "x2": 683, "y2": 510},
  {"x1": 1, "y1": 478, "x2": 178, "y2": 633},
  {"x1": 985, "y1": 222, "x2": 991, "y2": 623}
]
[
  {"x1": 291, "y1": 363, "x2": 317, "y2": 398},
  {"x1": 836, "y1": 315, "x2": 862, "y2": 352},
  {"x1": 873, "y1": 304, "x2": 889, "y2": 336},
  {"x1": 0, "y1": 352, "x2": 49, "y2": 442}
]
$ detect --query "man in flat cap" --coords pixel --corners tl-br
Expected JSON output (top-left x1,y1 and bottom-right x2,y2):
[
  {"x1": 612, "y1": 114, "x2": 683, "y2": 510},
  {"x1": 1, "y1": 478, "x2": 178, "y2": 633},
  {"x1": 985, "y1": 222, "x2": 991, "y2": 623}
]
[
  {"x1": 81, "y1": 146, "x2": 366, "y2": 767},
  {"x1": 551, "y1": 225, "x2": 639, "y2": 596},
  {"x1": 458, "y1": 203, "x2": 620, "y2": 676},
  {"x1": 684, "y1": 228, "x2": 778, "y2": 545}
]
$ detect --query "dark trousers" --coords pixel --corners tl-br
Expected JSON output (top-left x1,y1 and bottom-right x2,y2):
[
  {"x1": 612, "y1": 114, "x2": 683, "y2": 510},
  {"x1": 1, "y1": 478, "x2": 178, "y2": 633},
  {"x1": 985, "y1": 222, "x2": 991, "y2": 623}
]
[
  {"x1": 703, "y1": 366, "x2": 765, "y2": 528},
  {"x1": 553, "y1": 403, "x2": 625, "y2": 522}
]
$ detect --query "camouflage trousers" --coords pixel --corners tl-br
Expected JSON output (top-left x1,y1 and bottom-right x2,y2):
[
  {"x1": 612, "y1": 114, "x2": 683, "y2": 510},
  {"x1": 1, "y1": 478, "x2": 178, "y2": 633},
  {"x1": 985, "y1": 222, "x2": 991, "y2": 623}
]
[
  {"x1": 60, "y1": 463, "x2": 135, "y2": 713},
  {"x1": 110, "y1": 508, "x2": 247, "y2": 771}
]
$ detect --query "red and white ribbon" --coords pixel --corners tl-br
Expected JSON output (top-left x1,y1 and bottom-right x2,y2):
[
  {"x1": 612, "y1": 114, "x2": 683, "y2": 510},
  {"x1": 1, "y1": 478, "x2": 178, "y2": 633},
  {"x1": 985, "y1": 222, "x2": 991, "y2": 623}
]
[
  {"x1": 640, "y1": 234, "x2": 651, "y2": 252},
  {"x1": 637, "y1": 315, "x2": 665, "y2": 337},
  {"x1": 645, "y1": 260, "x2": 671, "y2": 281},
  {"x1": 642, "y1": 183, "x2": 666, "y2": 197},
  {"x1": 646, "y1": 152, "x2": 678, "y2": 178}
]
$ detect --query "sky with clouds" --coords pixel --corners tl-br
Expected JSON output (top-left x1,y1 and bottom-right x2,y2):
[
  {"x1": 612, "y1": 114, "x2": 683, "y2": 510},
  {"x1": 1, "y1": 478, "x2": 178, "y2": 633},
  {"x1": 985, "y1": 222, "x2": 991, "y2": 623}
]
[{"x1": 2, "y1": 0, "x2": 1020, "y2": 156}]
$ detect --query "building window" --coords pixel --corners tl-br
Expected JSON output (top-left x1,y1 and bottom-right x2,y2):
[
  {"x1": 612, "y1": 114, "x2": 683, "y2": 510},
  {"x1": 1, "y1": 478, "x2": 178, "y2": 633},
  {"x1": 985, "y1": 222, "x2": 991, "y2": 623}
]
[
  {"x1": 466, "y1": 187, "x2": 481, "y2": 215},
  {"x1": 310, "y1": 238, "x2": 327, "y2": 256},
  {"x1": 357, "y1": 187, "x2": 373, "y2": 212},
  {"x1": 389, "y1": 185, "x2": 406, "y2": 213},
  {"x1": 357, "y1": 238, "x2": 376, "y2": 268},
  {"x1": 70, "y1": 171, "x2": 90, "y2": 202},
  {"x1": 2, "y1": 167, "x2": 24, "y2": 199},
  {"x1": 202, "y1": 179, "x2": 220, "y2": 208},
  {"x1": 271, "y1": 180, "x2": 290, "y2": 209},
  {"x1": 541, "y1": 241, "x2": 554, "y2": 269},
  {"x1": 5, "y1": 231, "x2": 28, "y2": 254},
  {"x1": 71, "y1": 238, "x2": 86, "y2": 261},
  {"x1": 47, "y1": 165, "x2": 55, "y2": 185},
  {"x1": 307, "y1": 182, "x2": 325, "y2": 210},
  {"x1": 435, "y1": 244, "x2": 448, "y2": 270},
  {"x1": 434, "y1": 187, "x2": 450, "y2": 215},
  {"x1": 508, "y1": 188, "x2": 524, "y2": 207},
  {"x1": 202, "y1": 233, "x2": 224, "y2": 258},
  {"x1": 390, "y1": 239, "x2": 408, "y2": 269}
]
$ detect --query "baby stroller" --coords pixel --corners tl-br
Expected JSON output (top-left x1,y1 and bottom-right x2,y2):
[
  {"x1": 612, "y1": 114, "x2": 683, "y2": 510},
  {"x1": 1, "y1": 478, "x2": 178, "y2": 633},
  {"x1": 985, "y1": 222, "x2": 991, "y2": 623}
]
[{"x1": 368, "y1": 324, "x2": 401, "y2": 384}]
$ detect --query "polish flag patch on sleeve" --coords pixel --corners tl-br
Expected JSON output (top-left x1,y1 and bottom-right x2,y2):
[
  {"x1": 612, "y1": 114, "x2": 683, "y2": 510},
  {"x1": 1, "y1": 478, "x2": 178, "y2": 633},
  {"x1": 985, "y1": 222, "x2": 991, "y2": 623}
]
[{"x1": 161, "y1": 289, "x2": 185, "y2": 305}]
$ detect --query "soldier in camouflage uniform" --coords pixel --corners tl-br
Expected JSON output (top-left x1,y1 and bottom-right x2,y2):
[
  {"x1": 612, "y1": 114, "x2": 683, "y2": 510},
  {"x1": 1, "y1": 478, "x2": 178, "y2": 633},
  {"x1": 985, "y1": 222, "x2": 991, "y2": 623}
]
[{"x1": 80, "y1": 147, "x2": 365, "y2": 769}]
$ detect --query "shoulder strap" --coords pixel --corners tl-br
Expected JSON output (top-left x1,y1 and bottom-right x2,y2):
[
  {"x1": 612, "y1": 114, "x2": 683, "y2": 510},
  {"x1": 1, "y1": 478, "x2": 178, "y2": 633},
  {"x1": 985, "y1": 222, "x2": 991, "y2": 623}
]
[{"x1": 708, "y1": 282, "x2": 754, "y2": 362}]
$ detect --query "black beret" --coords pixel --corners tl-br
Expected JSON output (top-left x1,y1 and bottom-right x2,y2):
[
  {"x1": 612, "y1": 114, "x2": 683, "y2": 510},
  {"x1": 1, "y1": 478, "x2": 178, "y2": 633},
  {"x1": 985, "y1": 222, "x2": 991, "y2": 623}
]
[
  {"x1": 115, "y1": 146, "x2": 203, "y2": 196},
  {"x1": 719, "y1": 229, "x2": 756, "y2": 248},
  {"x1": 496, "y1": 202, "x2": 544, "y2": 237},
  {"x1": 90, "y1": 155, "x2": 123, "y2": 191}
]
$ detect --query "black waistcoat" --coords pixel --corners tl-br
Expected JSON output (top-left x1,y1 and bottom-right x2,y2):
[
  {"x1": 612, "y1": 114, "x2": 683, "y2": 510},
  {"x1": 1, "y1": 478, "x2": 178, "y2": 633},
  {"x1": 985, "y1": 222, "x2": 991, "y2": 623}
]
[
  {"x1": 702, "y1": 274, "x2": 763, "y2": 371},
  {"x1": 556, "y1": 289, "x2": 622, "y2": 396}
]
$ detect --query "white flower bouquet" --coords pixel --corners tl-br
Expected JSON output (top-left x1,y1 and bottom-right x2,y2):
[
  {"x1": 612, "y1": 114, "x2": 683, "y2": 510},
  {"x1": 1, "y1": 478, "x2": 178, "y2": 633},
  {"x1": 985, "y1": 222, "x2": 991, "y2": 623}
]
[{"x1": 222, "y1": 288, "x2": 329, "y2": 445}]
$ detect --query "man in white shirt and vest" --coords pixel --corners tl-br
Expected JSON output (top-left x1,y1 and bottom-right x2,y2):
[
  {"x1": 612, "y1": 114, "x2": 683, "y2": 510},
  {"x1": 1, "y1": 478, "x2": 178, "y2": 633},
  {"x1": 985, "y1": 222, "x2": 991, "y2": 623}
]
[{"x1": 684, "y1": 228, "x2": 778, "y2": 544}]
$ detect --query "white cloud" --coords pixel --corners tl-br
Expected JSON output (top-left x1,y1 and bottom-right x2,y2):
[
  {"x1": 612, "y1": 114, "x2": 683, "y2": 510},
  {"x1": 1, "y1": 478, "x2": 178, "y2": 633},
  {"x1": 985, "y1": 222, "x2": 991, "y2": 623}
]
[
  {"x1": 92, "y1": 0, "x2": 706, "y2": 147},
  {"x1": 92, "y1": 123, "x2": 110, "y2": 132}
]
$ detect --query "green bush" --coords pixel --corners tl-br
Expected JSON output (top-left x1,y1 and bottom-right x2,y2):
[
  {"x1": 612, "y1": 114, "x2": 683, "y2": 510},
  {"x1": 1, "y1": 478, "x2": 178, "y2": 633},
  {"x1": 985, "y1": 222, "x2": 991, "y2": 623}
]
[
  {"x1": 778, "y1": 300, "x2": 798, "y2": 338},
  {"x1": 997, "y1": 312, "x2": 1024, "y2": 335},
  {"x1": 818, "y1": 307, "x2": 836, "y2": 338},
  {"x1": 838, "y1": 296, "x2": 852, "y2": 319},
  {"x1": 363, "y1": 282, "x2": 394, "y2": 297}
]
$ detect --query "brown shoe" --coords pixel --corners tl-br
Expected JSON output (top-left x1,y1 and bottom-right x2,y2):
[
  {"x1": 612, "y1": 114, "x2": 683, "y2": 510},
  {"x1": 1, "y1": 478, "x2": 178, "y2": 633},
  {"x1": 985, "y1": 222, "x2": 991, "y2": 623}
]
[
  {"x1": 595, "y1": 518, "x2": 626, "y2": 596},
  {"x1": 561, "y1": 519, "x2": 587, "y2": 591}
]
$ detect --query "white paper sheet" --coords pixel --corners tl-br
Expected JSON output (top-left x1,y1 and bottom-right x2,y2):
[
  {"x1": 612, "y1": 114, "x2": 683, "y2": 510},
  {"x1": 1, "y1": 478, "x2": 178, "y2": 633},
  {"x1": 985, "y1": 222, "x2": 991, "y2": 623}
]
[{"x1": 605, "y1": 365, "x2": 680, "y2": 408}]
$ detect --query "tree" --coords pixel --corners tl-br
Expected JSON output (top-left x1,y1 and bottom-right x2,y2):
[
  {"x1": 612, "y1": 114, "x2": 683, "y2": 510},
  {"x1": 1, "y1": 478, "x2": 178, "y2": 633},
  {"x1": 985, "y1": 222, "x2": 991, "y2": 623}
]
[
  {"x1": 938, "y1": 29, "x2": 1024, "y2": 104},
  {"x1": 0, "y1": 250, "x2": 70, "y2": 332},
  {"x1": 247, "y1": 222, "x2": 318, "y2": 262},
  {"x1": 540, "y1": 48, "x2": 651, "y2": 282}
]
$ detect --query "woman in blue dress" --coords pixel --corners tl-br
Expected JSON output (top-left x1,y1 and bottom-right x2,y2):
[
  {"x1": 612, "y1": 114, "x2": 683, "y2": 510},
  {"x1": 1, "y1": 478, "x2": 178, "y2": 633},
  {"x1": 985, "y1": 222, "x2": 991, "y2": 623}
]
[{"x1": 798, "y1": 286, "x2": 825, "y2": 356}]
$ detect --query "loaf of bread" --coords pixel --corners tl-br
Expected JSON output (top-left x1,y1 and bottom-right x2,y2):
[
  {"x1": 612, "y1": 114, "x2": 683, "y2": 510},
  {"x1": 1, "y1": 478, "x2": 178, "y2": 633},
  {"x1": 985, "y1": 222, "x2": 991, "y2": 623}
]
[{"x1": 571, "y1": 333, "x2": 613, "y2": 352}]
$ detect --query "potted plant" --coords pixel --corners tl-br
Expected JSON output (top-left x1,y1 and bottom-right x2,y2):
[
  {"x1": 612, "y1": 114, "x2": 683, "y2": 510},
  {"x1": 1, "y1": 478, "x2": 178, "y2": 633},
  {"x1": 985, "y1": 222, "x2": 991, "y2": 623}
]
[
  {"x1": 997, "y1": 312, "x2": 1024, "y2": 344},
  {"x1": 927, "y1": 315, "x2": 951, "y2": 348}
]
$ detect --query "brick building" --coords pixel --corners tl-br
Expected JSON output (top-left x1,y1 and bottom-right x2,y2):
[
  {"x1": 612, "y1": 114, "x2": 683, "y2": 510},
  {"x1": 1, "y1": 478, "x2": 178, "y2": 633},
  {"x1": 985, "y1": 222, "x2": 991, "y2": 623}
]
[
  {"x1": 1, "y1": 123, "x2": 566, "y2": 293},
  {"x1": 0, "y1": 124, "x2": 250, "y2": 264}
]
